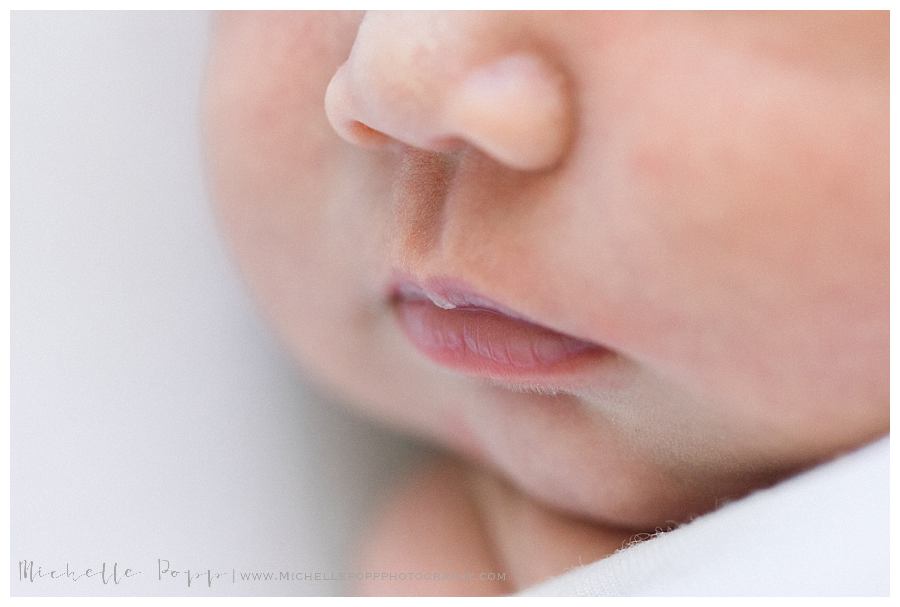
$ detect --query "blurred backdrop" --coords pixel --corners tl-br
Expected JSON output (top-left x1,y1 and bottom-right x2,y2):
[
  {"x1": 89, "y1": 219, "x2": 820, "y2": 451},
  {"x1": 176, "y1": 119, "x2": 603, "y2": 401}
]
[{"x1": 11, "y1": 11, "x2": 423, "y2": 596}]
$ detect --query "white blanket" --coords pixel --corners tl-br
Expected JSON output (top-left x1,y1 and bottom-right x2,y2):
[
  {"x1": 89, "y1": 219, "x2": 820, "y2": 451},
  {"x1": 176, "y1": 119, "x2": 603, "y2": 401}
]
[{"x1": 519, "y1": 434, "x2": 889, "y2": 596}]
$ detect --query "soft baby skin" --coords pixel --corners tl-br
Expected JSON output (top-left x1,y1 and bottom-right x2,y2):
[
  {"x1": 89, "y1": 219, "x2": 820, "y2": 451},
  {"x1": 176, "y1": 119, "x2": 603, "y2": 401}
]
[{"x1": 201, "y1": 11, "x2": 888, "y2": 595}]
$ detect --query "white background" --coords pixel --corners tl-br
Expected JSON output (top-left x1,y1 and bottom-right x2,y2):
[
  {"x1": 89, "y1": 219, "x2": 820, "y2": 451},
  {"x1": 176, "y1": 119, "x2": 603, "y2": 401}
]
[{"x1": 11, "y1": 11, "x2": 423, "y2": 596}]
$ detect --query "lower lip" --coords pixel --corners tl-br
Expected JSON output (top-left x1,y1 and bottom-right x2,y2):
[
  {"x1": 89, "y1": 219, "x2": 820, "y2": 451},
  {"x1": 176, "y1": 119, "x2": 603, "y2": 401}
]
[{"x1": 393, "y1": 299, "x2": 610, "y2": 380}]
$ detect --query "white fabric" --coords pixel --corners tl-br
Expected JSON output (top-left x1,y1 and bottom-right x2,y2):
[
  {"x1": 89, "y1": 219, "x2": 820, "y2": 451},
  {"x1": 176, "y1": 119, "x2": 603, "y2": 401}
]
[{"x1": 519, "y1": 435, "x2": 889, "y2": 596}]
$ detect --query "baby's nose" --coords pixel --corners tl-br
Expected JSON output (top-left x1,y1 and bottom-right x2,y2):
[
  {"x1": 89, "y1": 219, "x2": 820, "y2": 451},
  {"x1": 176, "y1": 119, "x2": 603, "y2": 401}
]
[{"x1": 324, "y1": 11, "x2": 574, "y2": 172}]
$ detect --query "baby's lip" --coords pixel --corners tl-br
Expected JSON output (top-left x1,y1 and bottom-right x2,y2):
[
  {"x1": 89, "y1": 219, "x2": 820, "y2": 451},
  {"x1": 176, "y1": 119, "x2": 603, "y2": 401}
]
[
  {"x1": 392, "y1": 275, "x2": 534, "y2": 322},
  {"x1": 387, "y1": 272, "x2": 616, "y2": 386}
]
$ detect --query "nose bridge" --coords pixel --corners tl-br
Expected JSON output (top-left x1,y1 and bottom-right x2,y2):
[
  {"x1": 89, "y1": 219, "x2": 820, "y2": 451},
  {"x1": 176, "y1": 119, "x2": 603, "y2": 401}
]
[{"x1": 324, "y1": 11, "x2": 574, "y2": 172}]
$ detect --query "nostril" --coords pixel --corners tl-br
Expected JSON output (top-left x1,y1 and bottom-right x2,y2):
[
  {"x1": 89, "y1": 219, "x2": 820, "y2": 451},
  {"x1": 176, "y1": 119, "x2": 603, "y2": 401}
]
[
  {"x1": 347, "y1": 120, "x2": 464, "y2": 156},
  {"x1": 346, "y1": 120, "x2": 392, "y2": 147}
]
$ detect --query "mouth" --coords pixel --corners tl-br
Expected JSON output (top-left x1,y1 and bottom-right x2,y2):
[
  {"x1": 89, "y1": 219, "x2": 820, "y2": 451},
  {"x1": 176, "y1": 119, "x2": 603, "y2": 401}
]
[{"x1": 388, "y1": 274, "x2": 614, "y2": 386}]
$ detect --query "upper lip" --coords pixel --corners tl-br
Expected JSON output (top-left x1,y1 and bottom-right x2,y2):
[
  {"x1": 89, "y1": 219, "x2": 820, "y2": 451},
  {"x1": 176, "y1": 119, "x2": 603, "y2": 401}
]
[
  {"x1": 392, "y1": 276, "x2": 530, "y2": 320},
  {"x1": 387, "y1": 270, "x2": 599, "y2": 344}
]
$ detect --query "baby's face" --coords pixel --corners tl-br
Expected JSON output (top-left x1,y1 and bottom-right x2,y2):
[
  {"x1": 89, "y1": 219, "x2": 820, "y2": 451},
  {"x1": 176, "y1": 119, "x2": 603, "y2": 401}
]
[{"x1": 202, "y1": 11, "x2": 888, "y2": 528}]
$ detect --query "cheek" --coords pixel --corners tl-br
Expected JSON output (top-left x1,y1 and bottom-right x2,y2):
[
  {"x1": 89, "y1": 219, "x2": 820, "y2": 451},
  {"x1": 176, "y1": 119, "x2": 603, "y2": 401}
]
[
  {"x1": 203, "y1": 13, "x2": 373, "y2": 364},
  {"x1": 203, "y1": 12, "x2": 354, "y2": 204},
  {"x1": 562, "y1": 28, "x2": 886, "y2": 425}
]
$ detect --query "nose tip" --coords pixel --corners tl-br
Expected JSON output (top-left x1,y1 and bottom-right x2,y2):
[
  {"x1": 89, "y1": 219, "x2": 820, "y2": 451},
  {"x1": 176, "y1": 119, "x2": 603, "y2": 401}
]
[
  {"x1": 323, "y1": 62, "x2": 401, "y2": 151},
  {"x1": 324, "y1": 50, "x2": 574, "y2": 172}
]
